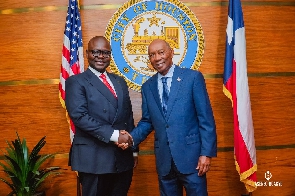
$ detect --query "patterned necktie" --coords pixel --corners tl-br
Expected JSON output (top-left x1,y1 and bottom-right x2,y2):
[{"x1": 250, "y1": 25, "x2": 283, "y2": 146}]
[
  {"x1": 161, "y1": 77, "x2": 169, "y2": 115},
  {"x1": 100, "y1": 74, "x2": 117, "y2": 98}
]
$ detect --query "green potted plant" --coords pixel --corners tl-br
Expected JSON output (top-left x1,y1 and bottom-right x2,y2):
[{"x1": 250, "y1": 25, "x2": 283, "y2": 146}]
[{"x1": 0, "y1": 133, "x2": 60, "y2": 196}]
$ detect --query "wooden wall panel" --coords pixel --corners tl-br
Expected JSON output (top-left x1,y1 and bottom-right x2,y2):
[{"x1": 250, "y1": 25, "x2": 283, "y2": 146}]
[
  {"x1": 0, "y1": 1, "x2": 66, "y2": 10},
  {"x1": 81, "y1": 9, "x2": 119, "y2": 41},
  {"x1": 249, "y1": 77, "x2": 295, "y2": 146},
  {"x1": 187, "y1": 6, "x2": 228, "y2": 74},
  {"x1": 0, "y1": 85, "x2": 70, "y2": 153},
  {"x1": 0, "y1": 12, "x2": 66, "y2": 81},
  {"x1": 244, "y1": 6, "x2": 295, "y2": 73},
  {"x1": 1, "y1": 0, "x2": 295, "y2": 195}
]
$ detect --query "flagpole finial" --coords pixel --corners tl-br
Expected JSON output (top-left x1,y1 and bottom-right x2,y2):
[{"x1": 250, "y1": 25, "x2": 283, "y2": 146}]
[{"x1": 77, "y1": 0, "x2": 81, "y2": 9}]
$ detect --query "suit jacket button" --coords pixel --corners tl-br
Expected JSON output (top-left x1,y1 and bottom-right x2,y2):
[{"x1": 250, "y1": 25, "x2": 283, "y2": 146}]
[
  {"x1": 103, "y1": 109, "x2": 107, "y2": 113},
  {"x1": 166, "y1": 125, "x2": 169, "y2": 128}
]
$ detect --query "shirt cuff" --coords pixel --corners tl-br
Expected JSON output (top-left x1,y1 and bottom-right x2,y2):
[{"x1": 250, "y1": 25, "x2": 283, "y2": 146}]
[
  {"x1": 110, "y1": 130, "x2": 119, "y2": 142},
  {"x1": 133, "y1": 152, "x2": 138, "y2": 157}
]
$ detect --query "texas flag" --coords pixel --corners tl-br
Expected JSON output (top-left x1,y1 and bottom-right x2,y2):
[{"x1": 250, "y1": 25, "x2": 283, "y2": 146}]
[{"x1": 223, "y1": 0, "x2": 257, "y2": 192}]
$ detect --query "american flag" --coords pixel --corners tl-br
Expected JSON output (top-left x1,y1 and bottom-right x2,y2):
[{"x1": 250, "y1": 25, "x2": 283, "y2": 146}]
[
  {"x1": 59, "y1": 0, "x2": 84, "y2": 143},
  {"x1": 223, "y1": 0, "x2": 257, "y2": 192}
]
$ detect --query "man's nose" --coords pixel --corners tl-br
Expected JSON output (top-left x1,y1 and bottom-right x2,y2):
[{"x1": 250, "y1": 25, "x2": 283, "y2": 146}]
[{"x1": 154, "y1": 53, "x2": 161, "y2": 61}]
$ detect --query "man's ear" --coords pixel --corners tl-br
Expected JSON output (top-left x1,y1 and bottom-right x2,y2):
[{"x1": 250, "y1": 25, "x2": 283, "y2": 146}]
[{"x1": 170, "y1": 48, "x2": 174, "y2": 57}]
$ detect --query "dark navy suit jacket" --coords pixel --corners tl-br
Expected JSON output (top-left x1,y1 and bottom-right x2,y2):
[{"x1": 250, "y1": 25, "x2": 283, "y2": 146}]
[
  {"x1": 131, "y1": 66, "x2": 217, "y2": 176},
  {"x1": 65, "y1": 69, "x2": 135, "y2": 174}
]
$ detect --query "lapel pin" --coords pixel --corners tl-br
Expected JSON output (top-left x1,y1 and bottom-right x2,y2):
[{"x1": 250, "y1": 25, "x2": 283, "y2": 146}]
[{"x1": 177, "y1": 77, "x2": 181, "y2": 82}]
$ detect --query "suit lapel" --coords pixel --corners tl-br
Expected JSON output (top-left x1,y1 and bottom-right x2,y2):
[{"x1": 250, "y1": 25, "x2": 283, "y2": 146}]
[
  {"x1": 84, "y1": 69, "x2": 118, "y2": 109},
  {"x1": 166, "y1": 66, "x2": 183, "y2": 119},
  {"x1": 149, "y1": 74, "x2": 164, "y2": 116}
]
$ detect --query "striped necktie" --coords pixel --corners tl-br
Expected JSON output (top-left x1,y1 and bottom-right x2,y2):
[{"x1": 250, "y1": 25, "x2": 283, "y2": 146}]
[{"x1": 161, "y1": 77, "x2": 169, "y2": 115}]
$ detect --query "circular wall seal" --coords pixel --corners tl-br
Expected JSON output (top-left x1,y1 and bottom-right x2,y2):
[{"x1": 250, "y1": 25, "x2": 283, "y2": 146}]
[{"x1": 105, "y1": 0, "x2": 205, "y2": 92}]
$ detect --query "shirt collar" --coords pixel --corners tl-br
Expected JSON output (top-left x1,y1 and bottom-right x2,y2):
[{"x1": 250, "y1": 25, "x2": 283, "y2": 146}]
[
  {"x1": 158, "y1": 64, "x2": 175, "y2": 80},
  {"x1": 88, "y1": 66, "x2": 106, "y2": 77}
]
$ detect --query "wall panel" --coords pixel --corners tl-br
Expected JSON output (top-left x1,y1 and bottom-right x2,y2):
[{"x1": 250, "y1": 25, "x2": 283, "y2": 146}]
[{"x1": 0, "y1": 12, "x2": 66, "y2": 81}]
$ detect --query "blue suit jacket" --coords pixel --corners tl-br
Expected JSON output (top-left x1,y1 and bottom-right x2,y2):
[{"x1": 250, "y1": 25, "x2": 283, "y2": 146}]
[
  {"x1": 65, "y1": 69, "x2": 135, "y2": 174},
  {"x1": 131, "y1": 66, "x2": 217, "y2": 176}
]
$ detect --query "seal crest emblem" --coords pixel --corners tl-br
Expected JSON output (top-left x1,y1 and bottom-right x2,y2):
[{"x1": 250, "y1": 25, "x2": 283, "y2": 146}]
[{"x1": 105, "y1": 0, "x2": 205, "y2": 92}]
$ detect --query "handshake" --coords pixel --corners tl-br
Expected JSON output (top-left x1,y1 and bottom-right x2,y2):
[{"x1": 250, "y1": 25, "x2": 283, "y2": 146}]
[{"x1": 116, "y1": 130, "x2": 133, "y2": 150}]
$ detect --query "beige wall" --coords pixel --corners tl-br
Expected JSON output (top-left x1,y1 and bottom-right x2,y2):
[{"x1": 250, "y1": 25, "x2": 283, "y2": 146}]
[{"x1": 0, "y1": 0, "x2": 295, "y2": 195}]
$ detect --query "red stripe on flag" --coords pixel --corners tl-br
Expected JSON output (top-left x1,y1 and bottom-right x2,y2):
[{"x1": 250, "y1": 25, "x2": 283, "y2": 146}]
[
  {"x1": 62, "y1": 45, "x2": 70, "y2": 63},
  {"x1": 61, "y1": 66, "x2": 70, "y2": 80},
  {"x1": 224, "y1": 76, "x2": 233, "y2": 97},
  {"x1": 59, "y1": 83, "x2": 66, "y2": 101},
  {"x1": 70, "y1": 119, "x2": 76, "y2": 134},
  {"x1": 70, "y1": 62, "x2": 81, "y2": 75}
]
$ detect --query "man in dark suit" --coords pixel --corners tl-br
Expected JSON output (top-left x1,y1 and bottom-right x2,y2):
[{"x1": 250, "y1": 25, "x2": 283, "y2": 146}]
[
  {"x1": 130, "y1": 39, "x2": 217, "y2": 196},
  {"x1": 65, "y1": 36, "x2": 136, "y2": 196}
]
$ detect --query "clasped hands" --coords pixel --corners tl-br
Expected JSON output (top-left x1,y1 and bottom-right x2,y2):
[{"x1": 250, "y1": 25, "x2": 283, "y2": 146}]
[{"x1": 116, "y1": 130, "x2": 133, "y2": 150}]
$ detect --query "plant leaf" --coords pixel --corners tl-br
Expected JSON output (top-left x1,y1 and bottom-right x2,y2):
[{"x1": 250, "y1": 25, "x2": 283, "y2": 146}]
[{"x1": 0, "y1": 133, "x2": 60, "y2": 195}]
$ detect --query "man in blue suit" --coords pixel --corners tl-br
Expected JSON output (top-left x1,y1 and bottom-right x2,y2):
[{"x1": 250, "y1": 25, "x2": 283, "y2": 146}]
[
  {"x1": 65, "y1": 36, "x2": 137, "y2": 196},
  {"x1": 130, "y1": 39, "x2": 217, "y2": 196}
]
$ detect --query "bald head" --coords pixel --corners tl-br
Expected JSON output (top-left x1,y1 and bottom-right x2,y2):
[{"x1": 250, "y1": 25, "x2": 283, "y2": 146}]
[
  {"x1": 88, "y1": 36, "x2": 110, "y2": 49},
  {"x1": 148, "y1": 39, "x2": 171, "y2": 52}
]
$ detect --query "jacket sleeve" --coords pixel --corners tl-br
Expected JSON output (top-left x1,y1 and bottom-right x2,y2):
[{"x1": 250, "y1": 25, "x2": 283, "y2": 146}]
[
  {"x1": 131, "y1": 86, "x2": 154, "y2": 147},
  {"x1": 193, "y1": 71, "x2": 217, "y2": 157}
]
